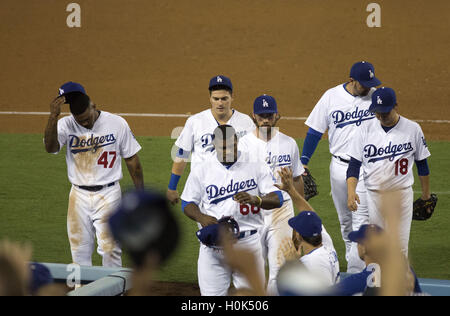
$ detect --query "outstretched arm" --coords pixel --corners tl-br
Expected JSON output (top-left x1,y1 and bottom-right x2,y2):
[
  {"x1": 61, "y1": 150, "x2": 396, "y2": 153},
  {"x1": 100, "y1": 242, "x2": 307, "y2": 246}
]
[{"x1": 275, "y1": 167, "x2": 314, "y2": 212}]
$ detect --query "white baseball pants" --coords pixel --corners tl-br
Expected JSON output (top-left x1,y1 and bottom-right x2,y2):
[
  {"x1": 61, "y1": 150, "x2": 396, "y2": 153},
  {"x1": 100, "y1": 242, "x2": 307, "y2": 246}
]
[
  {"x1": 260, "y1": 199, "x2": 294, "y2": 296},
  {"x1": 67, "y1": 183, "x2": 122, "y2": 267},
  {"x1": 197, "y1": 232, "x2": 265, "y2": 296},
  {"x1": 366, "y1": 186, "x2": 413, "y2": 256},
  {"x1": 330, "y1": 156, "x2": 368, "y2": 273}
]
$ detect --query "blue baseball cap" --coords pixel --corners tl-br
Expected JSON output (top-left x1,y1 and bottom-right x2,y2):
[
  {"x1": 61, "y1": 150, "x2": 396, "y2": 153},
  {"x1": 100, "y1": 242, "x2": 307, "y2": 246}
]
[
  {"x1": 29, "y1": 262, "x2": 54, "y2": 294},
  {"x1": 58, "y1": 81, "x2": 86, "y2": 96},
  {"x1": 288, "y1": 211, "x2": 322, "y2": 237},
  {"x1": 253, "y1": 94, "x2": 278, "y2": 115},
  {"x1": 349, "y1": 61, "x2": 381, "y2": 88},
  {"x1": 348, "y1": 224, "x2": 383, "y2": 243},
  {"x1": 369, "y1": 87, "x2": 397, "y2": 113},
  {"x1": 209, "y1": 75, "x2": 233, "y2": 92}
]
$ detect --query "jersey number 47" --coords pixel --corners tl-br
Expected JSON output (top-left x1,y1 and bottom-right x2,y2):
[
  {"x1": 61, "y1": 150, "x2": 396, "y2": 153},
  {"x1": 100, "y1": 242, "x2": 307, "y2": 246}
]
[{"x1": 97, "y1": 151, "x2": 117, "y2": 168}]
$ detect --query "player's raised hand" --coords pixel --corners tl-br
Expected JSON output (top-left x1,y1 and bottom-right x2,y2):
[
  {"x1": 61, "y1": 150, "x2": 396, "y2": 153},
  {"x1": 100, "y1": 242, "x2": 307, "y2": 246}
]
[
  {"x1": 274, "y1": 167, "x2": 294, "y2": 192},
  {"x1": 166, "y1": 189, "x2": 180, "y2": 205},
  {"x1": 347, "y1": 191, "x2": 360, "y2": 212},
  {"x1": 49, "y1": 96, "x2": 65, "y2": 118}
]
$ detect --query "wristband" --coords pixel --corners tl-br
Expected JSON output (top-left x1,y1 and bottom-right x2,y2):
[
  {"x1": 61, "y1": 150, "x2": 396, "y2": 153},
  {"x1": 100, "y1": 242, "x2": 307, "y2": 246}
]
[
  {"x1": 256, "y1": 195, "x2": 262, "y2": 207},
  {"x1": 168, "y1": 173, "x2": 181, "y2": 190}
]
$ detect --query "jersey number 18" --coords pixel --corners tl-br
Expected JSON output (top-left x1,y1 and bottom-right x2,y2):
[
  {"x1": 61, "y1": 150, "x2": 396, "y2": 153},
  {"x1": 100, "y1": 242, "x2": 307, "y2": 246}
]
[{"x1": 394, "y1": 158, "x2": 408, "y2": 176}]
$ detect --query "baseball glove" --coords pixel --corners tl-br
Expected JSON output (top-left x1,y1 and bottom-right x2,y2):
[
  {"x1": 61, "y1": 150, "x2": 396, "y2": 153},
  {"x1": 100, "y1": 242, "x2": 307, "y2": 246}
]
[
  {"x1": 412, "y1": 193, "x2": 437, "y2": 221},
  {"x1": 196, "y1": 216, "x2": 240, "y2": 249},
  {"x1": 302, "y1": 168, "x2": 318, "y2": 201}
]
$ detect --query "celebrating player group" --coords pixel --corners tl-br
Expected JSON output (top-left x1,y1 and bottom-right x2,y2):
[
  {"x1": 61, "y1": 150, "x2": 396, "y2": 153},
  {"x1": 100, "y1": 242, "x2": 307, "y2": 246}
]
[{"x1": 44, "y1": 63, "x2": 436, "y2": 295}]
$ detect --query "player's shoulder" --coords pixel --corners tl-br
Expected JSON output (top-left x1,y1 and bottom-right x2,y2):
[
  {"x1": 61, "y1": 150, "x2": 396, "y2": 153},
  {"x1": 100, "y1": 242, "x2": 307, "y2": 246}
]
[
  {"x1": 399, "y1": 115, "x2": 420, "y2": 129},
  {"x1": 184, "y1": 109, "x2": 212, "y2": 124},
  {"x1": 100, "y1": 111, "x2": 131, "y2": 126},
  {"x1": 239, "y1": 130, "x2": 257, "y2": 142},
  {"x1": 232, "y1": 109, "x2": 252, "y2": 119},
  {"x1": 277, "y1": 131, "x2": 297, "y2": 144},
  {"x1": 323, "y1": 83, "x2": 346, "y2": 97}
]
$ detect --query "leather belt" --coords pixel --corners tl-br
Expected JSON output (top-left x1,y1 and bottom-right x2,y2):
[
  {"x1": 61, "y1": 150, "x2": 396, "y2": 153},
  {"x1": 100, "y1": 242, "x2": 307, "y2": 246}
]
[
  {"x1": 77, "y1": 182, "x2": 116, "y2": 192},
  {"x1": 238, "y1": 230, "x2": 257, "y2": 239},
  {"x1": 333, "y1": 155, "x2": 350, "y2": 164}
]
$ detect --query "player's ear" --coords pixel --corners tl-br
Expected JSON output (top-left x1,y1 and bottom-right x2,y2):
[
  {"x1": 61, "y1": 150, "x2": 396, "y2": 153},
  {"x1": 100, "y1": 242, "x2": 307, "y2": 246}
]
[
  {"x1": 251, "y1": 114, "x2": 258, "y2": 125},
  {"x1": 275, "y1": 113, "x2": 281, "y2": 122}
]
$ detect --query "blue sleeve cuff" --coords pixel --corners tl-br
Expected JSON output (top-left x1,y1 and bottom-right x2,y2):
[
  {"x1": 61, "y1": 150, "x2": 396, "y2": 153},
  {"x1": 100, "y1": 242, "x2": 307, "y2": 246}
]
[
  {"x1": 181, "y1": 200, "x2": 197, "y2": 213},
  {"x1": 168, "y1": 173, "x2": 181, "y2": 190},
  {"x1": 346, "y1": 157, "x2": 362, "y2": 179},
  {"x1": 274, "y1": 191, "x2": 284, "y2": 208},
  {"x1": 301, "y1": 128, "x2": 323, "y2": 165},
  {"x1": 176, "y1": 148, "x2": 191, "y2": 159},
  {"x1": 415, "y1": 159, "x2": 430, "y2": 176}
]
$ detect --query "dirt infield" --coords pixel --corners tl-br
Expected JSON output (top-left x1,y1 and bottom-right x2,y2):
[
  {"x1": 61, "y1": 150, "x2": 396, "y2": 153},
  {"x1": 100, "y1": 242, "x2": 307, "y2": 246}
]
[
  {"x1": 1, "y1": 0, "x2": 449, "y2": 295},
  {"x1": 0, "y1": 0, "x2": 449, "y2": 139}
]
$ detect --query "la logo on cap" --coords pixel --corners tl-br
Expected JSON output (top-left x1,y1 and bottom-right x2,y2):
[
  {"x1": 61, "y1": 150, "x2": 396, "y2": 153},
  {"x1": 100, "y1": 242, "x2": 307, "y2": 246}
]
[
  {"x1": 262, "y1": 99, "x2": 269, "y2": 107},
  {"x1": 59, "y1": 88, "x2": 64, "y2": 95},
  {"x1": 216, "y1": 76, "x2": 222, "y2": 83},
  {"x1": 377, "y1": 95, "x2": 383, "y2": 104},
  {"x1": 369, "y1": 69, "x2": 374, "y2": 78}
]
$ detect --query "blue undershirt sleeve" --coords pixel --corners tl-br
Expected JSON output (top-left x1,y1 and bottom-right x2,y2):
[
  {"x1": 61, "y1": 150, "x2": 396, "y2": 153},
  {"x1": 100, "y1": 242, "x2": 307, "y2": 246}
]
[
  {"x1": 301, "y1": 128, "x2": 323, "y2": 165},
  {"x1": 181, "y1": 200, "x2": 198, "y2": 213},
  {"x1": 415, "y1": 158, "x2": 430, "y2": 176},
  {"x1": 346, "y1": 157, "x2": 362, "y2": 179}
]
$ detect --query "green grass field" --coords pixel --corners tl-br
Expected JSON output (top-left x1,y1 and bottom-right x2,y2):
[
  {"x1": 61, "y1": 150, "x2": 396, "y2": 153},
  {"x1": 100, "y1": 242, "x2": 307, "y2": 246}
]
[{"x1": 0, "y1": 133, "x2": 449, "y2": 282}]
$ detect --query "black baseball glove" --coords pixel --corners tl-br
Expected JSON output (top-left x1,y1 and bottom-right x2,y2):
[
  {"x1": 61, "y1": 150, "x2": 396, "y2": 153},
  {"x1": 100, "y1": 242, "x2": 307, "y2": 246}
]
[
  {"x1": 412, "y1": 193, "x2": 437, "y2": 220},
  {"x1": 302, "y1": 168, "x2": 318, "y2": 201}
]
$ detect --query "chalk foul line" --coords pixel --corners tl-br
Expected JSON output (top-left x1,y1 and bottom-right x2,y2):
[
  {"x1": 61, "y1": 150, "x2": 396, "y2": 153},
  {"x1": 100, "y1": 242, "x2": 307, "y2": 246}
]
[{"x1": 0, "y1": 111, "x2": 449, "y2": 124}]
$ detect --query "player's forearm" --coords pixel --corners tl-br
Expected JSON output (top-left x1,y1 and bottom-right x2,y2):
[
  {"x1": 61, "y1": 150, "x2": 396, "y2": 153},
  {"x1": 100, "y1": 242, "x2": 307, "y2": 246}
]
[
  {"x1": 44, "y1": 115, "x2": 60, "y2": 153},
  {"x1": 293, "y1": 176, "x2": 304, "y2": 198},
  {"x1": 125, "y1": 155, "x2": 144, "y2": 190},
  {"x1": 300, "y1": 128, "x2": 323, "y2": 166},
  {"x1": 171, "y1": 159, "x2": 187, "y2": 176},
  {"x1": 260, "y1": 192, "x2": 283, "y2": 209},
  {"x1": 418, "y1": 175, "x2": 430, "y2": 199},
  {"x1": 286, "y1": 186, "x2": 314, "y2": 212},
  {"x1": 346, "y1": 177, "x2": 358, "y2": 195},
  {"x1": 183, "y1": 203, "x2": 214, "y2": 226}
]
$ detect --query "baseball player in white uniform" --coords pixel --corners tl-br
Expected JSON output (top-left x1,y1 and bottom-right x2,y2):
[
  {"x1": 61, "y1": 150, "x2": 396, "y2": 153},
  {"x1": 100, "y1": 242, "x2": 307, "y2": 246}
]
[
  {"x1": 44, "y1": 82, "x2": 144, "y2": 267},
  {"x1": 180, "y1": 125, "x2": 283, "y2": 296},
  {"x1": 239, "y1": 94, "x2": 304, "y2": 295},
  {"x1": 167, "y1": 75, "x2": 255, "y2": 204},
  {"x1": 275, "y1": 167, "x2": 340, "y2": 286},
  {"x1": 347, "y1": 87, "x2": 431, "y2": 255},
  {"x1": 301, "y1": 61, "x2": 382, "y2": 273}
]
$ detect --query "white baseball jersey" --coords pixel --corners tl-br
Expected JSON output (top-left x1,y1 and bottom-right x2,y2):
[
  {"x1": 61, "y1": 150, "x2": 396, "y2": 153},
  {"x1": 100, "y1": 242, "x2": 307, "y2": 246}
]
[
  {"x1": 348, "y1": 116, "x2": 430, "y2": 191},
  {"x1": 181, "y1": 151, "x2": 280, "y2": 232},
  {"x1": 300, "y1": 245, "x2": 340, "y2": 285},
  {"x1": 305, "y1": 84, "x2": 376, "y2": 160},
  {"x1": 54, "y1": 111, "x2": 142, "y2": 186},
  {"x1": 175, "y1": 109, "x2": 255, "y2": 168},
  {"x1": 239, "y1": 131, "x2": 305, "y2": 203}
]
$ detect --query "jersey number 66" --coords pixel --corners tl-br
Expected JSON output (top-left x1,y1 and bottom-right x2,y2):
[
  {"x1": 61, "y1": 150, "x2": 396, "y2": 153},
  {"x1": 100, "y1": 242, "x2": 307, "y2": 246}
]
[{"x1": 240, "y1": 204, "x2": 260, "y2": 215}]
